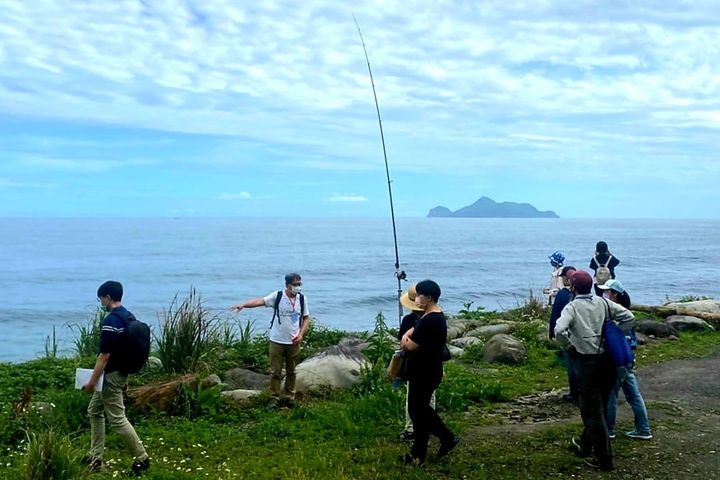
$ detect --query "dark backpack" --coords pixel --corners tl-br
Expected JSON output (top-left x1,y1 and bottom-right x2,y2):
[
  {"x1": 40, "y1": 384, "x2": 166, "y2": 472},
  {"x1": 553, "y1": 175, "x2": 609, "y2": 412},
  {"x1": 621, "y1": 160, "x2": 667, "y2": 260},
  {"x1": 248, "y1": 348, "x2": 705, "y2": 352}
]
[
  {"x1": 270, "y1": 291, "x2": 305, "y2": 328},
  {"x1": 112, "y1": 309, "x2": 151, "y2": 374},
  {"x1": 598, "y1": 299, "x2": 634, "y2": 368}
]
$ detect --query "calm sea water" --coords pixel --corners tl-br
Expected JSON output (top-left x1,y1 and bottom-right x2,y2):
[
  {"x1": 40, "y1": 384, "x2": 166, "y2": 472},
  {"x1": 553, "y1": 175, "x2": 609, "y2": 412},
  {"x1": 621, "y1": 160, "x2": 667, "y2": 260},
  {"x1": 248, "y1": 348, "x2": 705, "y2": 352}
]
[{"x1": 1, "y1": 218, "x2": 718, "y2": 362}]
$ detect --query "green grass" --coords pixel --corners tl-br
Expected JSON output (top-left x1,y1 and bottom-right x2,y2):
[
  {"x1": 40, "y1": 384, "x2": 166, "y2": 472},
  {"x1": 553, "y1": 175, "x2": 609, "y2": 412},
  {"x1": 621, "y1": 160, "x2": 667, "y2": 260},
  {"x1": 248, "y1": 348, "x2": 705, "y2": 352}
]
[{"x1": 0, "y1": 306, "x2": 718, "y2": 479}]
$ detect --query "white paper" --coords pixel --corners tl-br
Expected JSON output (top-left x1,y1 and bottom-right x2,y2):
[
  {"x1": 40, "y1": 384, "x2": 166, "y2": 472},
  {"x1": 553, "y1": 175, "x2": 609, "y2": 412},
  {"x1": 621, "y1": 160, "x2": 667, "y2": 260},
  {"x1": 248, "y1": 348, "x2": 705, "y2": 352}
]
[{"x1": 75, "y1": 368, "x2": 104, "y2": 391}]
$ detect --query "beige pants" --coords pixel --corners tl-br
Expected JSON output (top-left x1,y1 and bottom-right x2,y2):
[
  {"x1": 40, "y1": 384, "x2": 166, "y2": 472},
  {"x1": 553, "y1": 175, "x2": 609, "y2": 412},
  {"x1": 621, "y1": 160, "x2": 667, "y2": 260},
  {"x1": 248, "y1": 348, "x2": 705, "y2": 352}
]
[
  {"x1": 87, "y1": 371, "x2": 148, "y2": 461},
  {"x1": 269, "y1": 341, "x2": 300, "y2": 398}
]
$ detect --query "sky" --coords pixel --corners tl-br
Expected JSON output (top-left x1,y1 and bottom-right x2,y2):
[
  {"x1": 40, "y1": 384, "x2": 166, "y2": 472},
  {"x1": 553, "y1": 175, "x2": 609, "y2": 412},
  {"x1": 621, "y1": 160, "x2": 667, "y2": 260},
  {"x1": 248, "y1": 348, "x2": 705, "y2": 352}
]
[{"x1": 1, "y1": 0, "x2": 719, "y2": 218}]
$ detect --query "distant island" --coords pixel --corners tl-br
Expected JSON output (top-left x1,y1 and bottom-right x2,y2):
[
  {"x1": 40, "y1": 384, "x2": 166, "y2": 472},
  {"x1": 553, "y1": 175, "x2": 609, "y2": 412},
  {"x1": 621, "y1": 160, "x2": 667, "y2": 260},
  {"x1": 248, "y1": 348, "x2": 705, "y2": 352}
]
[{"x1": 428, "y1": 196, "x2": 559, "y2": 218}]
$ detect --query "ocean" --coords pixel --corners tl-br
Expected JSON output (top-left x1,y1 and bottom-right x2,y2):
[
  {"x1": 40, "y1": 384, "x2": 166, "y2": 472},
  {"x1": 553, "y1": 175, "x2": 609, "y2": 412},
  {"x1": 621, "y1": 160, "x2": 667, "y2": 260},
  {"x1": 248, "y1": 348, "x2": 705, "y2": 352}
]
[{"x1": 1, "y1": 217, "x2": 718, "y2": 362}]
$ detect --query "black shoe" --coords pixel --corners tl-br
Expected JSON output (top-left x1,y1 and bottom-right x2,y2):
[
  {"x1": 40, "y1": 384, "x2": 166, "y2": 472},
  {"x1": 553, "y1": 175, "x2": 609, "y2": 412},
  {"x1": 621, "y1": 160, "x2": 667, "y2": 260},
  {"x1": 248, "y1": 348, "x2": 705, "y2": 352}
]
[
  {"x1": 584, "y1": 458, "x2": 615, "y2": 471},
  {"x1": 570, "y1": 437, "x2": 590, "y2": 458},
  {"x1": 437, "y1": 435, "x2": 460, "y2": 457},
  {"x1": 561, "y1": 393, "x2": 575, "y2": 402},
  {"x1": 131, "y1": 457, "x2": 150, "y2": 476},
  {"x1": 399, "y1": 453, "x2": 425, "y2": 466},
  {"x1": 399, "y1": 430, "x2": 415, "y2": 442}
]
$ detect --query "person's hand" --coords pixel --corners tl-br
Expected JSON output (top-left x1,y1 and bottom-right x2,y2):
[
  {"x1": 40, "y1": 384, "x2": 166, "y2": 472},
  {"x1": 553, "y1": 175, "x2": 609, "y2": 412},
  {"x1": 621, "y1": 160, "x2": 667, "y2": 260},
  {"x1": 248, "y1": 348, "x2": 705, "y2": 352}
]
[
  {"x1": 292, "y1": 334, "x2": 303, "y2": 345},
  {"x1": 82, "y1": 381, "x2": 96, "y2": 394},
  {"x1": 230, "y1": 304, "x2": 244, "y2": 312}
]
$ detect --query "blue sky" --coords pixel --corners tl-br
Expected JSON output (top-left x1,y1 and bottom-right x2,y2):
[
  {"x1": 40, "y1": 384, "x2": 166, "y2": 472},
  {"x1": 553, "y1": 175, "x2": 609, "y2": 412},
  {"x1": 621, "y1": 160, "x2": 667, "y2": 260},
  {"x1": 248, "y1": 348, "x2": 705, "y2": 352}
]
[{"x1": 1, "y1": 1, "x2": 719, "y2": 218}]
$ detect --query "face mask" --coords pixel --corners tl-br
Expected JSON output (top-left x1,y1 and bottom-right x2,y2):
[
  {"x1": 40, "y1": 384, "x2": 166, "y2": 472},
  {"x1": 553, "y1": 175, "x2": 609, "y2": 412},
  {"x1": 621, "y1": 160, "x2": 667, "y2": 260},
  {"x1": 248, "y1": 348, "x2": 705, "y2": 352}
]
[{"x1": 291, "y1": 285, "x2": 302, "y2": 294}]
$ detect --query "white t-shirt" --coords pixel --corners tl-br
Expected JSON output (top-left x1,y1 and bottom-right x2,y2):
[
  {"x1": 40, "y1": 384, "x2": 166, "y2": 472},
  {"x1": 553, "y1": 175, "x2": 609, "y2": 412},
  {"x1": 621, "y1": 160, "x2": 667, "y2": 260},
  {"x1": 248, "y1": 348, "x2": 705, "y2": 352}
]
[{"x1": 263, "y1": 290, "x2": 310, "y2": 345}]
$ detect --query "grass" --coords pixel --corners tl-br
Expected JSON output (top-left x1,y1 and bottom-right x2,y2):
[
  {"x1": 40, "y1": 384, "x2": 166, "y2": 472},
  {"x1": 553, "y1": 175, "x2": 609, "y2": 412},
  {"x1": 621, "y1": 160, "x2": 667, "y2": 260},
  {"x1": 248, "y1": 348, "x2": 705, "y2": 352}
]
[{"x1": 0, "y1": 297, "x2": 718, "y2": 479}]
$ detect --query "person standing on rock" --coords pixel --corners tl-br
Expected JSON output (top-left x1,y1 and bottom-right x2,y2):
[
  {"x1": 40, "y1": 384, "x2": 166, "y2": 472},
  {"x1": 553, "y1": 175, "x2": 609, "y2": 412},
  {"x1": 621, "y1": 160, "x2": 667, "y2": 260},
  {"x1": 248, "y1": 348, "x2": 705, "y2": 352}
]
[
  {"x1": 231, "y1": 272, "x2": 311, "y2": 405},
  {"x1": 83, "y1": 281, "x2": 150, "y2": 476},
  {"x1": 400, "y1": 279, "x2": 459, "y2": 465},
  {"x1": 397, "y1": 283, "x2": 436, "y2": 442},
  {"x1": 548, "y1": 265, "x2": 580, "y2": 404},
  {"x1": 597, "y1": 279, "x2": 653, "y2": 441},
  {"x1": 589, "y1": 241, "x2": 620, "y2": 295},
  {"x1": 554, "y1": 270, "x2": 634, "y2": 472}
]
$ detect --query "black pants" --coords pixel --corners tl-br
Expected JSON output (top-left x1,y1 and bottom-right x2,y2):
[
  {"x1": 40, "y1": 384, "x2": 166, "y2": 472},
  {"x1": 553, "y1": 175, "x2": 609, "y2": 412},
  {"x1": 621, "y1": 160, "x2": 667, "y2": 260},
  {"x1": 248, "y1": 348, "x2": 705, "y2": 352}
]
[
  {"x1": 576, "y1": 352, "x2": 617, "y2": 468},
  {"x1": 565, "y1": 349, "x2": 581, "y2": 401},
  {"x1": 408, "y1": 374, "x2": 454, "y2": 460}
]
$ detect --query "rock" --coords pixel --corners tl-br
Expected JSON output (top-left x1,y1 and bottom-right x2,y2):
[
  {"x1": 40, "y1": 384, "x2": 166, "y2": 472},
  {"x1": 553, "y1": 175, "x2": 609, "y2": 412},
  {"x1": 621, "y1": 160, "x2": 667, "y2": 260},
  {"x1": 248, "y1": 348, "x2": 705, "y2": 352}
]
[
  {"x1": 338, "y1": 337, "x2": 371, "y2": 351},
  {"x1": 664, "y1": 299, "x2": 720, "y2": 315},
  {"x1": 129, "y1": 374, "x2": 199, "y2": 413},
  {"x1": 220, "y1": 389, "x2": 262, "y2": 404},
  {"x1": 482, "y1": 334, "x2": 527, "y2": 365},
  {"x1": 635, "y1": 320, "x2": 679, "y2": 338},
  {"x1": 201, "y1": 374, "x2": 222, "y2": 389},
  {"x1": 635, "y1": 332, "x2": 650, "y2": 345},
  {"x1": 447, "y1": 345, "x2": 465, "y2": 358},
  {"x1": 466, "y1": 324, "x2": 513, "y2": 339},
  {"x1": 450, "y1": 336, "x2": 483, "y2": 348},
  {"x1": 146, "y1": 356, "x2": 163, "y2": 371},
  {"x1": 224, "y1": 368, "x2": 270, "y2": 390},
  {"x1": 666, "y1": 315, "x2": 714, "y2": 332},
  {"x1": 295, "y1": 345, "x2": 369, "y2": 393},
  {"x1": 446, "y1": 325, "x2": 465, "y2": 341}
]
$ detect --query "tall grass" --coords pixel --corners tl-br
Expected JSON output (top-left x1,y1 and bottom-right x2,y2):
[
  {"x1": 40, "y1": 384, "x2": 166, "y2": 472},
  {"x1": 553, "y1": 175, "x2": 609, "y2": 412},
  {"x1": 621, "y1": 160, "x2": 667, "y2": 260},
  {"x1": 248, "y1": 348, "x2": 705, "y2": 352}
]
[
  {"x1": 23, "y1": 430, "x2": 81, "y2": 480},
  {"x1": 69, "y1": 307, "x2": 106, "y2": 358},
  {"x1": 156, "y1": 288, "x2": 217, "y2": 374},
  {"x1": 44, "y1": 326, "x2": 58, "y2": 359}
]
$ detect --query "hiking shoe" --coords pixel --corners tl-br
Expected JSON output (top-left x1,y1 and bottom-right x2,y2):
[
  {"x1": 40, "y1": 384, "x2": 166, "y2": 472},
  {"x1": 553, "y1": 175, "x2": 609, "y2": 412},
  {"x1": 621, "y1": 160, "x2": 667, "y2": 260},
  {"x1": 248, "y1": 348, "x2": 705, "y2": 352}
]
[
  {"x1": 561, "y1": 393, "x2": 576, "y2": 403},
  {"x1": 437, "y1": 436, "x2": 460, "y2": 457},
  {"x1": 82, "y1": 455, "x2": 103, "y2": 472},
  {"x1": 399, "y1": 430, "x2": 415, "y2": 442},
  {"x1": 625, "y1": 430, "x2": 653, "y2": 440},
  {"x1": 399, "y1": 453, "x2": 424, "y2": 466},
  {"x1": 131, "y1": 457, "x2": 150, "y2": 476},
  {"x1": 570, "y1": 437, "x2": 590, "y2": 458},
  {"x1": 584, "y1": 458, "x2": 615, "y2": 471},
  {"x1": 608, "y1": 432, "x2": 616, "y2": 439}
]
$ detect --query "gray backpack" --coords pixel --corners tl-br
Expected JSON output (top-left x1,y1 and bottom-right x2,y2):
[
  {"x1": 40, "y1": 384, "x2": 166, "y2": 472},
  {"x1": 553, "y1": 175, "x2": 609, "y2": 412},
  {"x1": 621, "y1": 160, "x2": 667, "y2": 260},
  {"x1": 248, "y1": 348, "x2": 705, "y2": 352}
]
[{"x1": 594, "y1": 254, "x2": 613, "y2": 285}]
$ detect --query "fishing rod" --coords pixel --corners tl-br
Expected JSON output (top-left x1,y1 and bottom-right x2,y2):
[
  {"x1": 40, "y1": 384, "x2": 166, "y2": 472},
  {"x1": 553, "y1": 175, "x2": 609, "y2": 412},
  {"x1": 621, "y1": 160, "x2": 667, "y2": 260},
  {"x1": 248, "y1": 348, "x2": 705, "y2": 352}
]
[{"x1": 353, "y1": 16, "x2": 406, "y2": 327}]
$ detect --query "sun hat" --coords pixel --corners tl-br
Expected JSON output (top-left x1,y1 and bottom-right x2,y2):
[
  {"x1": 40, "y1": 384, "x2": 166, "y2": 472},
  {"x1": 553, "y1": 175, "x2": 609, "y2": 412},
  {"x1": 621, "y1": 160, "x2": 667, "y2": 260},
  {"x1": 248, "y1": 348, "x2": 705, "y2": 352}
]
[
  {"x1": 549, "y1": 251, "x2": 565, "y2": 266},
  {"x1": 400, "y1": 284, "x2": 423, "y2": 311},
  {"x1": 597, "y1": 278, "x2": 625, "y2": 294}
]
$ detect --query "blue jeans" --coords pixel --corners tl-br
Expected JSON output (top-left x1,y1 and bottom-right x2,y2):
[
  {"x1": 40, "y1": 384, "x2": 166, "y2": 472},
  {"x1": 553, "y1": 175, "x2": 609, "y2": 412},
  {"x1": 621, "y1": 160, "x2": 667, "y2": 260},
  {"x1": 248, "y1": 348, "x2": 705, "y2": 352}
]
[{"x1": 606, "y1": 365, "x2": 651, "y2": 435}]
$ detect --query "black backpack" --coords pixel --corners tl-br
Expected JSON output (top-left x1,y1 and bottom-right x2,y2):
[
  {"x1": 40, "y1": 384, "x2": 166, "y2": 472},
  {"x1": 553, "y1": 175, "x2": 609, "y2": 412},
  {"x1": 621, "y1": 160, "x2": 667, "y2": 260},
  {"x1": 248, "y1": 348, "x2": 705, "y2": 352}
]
[
  {"x1": 112, "y1": 309, "x2": 151, "y2": 374},
  {"x1": 270, "y1": 291, "x2": 305, "y2": 328}
]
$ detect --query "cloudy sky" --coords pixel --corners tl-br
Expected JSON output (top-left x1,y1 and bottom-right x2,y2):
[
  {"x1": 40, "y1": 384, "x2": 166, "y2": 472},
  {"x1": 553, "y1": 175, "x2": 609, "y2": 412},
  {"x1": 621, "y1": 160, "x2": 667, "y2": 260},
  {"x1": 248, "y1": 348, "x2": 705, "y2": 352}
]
[{"x1": 1, "y1": 0, "x2": 719, "y2": 218}]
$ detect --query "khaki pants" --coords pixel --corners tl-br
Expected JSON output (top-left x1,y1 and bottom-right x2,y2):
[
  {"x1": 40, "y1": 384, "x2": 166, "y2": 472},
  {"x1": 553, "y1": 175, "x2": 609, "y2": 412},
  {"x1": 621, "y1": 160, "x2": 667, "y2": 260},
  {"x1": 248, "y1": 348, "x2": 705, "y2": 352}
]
[
  {"x1": 87, "y1": 371, "x2": 148, "y2": 461},
  {"x1": 269, "y1": 341, "x2": 300, "y2": 398}
]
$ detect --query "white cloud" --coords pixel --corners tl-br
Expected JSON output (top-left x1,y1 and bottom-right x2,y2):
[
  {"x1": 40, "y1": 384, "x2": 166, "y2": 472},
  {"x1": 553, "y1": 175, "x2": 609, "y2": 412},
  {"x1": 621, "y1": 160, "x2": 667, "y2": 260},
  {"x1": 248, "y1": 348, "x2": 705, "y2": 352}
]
[
  {"x1": 0, "y1": 178, "x2": 59, "y2": 189},
  {"x1": 219, "y1": 192, "x2": 252, "y2": 200},
  {"x1": 329, "y1": 194, "x2": 368, "y2": 202}
]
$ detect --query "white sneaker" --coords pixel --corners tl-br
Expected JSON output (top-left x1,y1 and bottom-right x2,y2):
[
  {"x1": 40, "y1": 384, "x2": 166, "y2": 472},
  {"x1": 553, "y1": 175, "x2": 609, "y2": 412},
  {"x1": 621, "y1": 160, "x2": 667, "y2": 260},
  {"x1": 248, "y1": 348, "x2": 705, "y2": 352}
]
[{"x1": 625, "y1": 430, "x2": 653, "y2": 440}]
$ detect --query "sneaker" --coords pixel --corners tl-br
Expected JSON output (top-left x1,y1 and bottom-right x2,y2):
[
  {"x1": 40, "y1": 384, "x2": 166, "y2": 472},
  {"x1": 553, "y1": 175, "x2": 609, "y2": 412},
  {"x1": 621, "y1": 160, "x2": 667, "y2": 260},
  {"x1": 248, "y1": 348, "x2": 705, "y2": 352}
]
[
  {"x1": 608, "y1": 432, "x2": 616, "y2": 439},
  {"x1": 437, "y1": 435, "x2": 460, "y2": 457},
  {"x1": 625, "y1": 430, "x2": 653, "y2": 440},
  {"x1": 131, "y1": 457, "x2": 150, "y2": 476},
  {"x1": 399, "y1": 430, "x2": 415, "y2": 442},
  {"x1": 82, "y1": 455, "x2": 103, "y2": 472},
  {"x1": 399, "y1": 453, "x2": 425, "y2": 466},
  {"x1": 570, "y1": 437, "x2": 590, "y2": 458},
  {"x1": 584, "y1": 458, "x2": 615, "y2": 471}
]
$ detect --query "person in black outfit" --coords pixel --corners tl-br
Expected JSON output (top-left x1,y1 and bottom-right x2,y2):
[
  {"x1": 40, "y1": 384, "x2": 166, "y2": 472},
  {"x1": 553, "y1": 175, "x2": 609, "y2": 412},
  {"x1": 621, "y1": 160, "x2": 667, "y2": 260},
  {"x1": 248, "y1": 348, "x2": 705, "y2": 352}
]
[
  {"x1": 589, "y1": 241, "x2": 620, "y2": 296},
  {"x1": 399, "y1": 279, "x2": 459, "y2": 465}
]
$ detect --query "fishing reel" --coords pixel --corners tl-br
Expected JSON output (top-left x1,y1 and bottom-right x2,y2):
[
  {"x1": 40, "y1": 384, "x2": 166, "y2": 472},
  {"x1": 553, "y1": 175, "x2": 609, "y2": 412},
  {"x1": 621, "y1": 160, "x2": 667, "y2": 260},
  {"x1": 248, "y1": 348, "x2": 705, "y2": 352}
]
[{"x1": 396, "y1": 270, "x2": 407, "y2": 281}]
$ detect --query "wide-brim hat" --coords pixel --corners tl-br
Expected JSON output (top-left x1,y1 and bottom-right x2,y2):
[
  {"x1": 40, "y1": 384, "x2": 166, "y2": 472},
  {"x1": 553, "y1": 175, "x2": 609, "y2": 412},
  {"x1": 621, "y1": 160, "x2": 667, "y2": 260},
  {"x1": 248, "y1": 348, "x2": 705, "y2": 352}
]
[{"x1": 400, "y1": 284, "x2": 423, "y2": 311}]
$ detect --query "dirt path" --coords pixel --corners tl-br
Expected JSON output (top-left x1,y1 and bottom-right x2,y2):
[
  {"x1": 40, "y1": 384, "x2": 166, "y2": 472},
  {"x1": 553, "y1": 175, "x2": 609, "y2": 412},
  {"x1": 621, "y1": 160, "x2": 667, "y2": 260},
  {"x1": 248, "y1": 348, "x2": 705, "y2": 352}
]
[{"x1": 468, "y1": 349, "x2": 720, "y2": 479}]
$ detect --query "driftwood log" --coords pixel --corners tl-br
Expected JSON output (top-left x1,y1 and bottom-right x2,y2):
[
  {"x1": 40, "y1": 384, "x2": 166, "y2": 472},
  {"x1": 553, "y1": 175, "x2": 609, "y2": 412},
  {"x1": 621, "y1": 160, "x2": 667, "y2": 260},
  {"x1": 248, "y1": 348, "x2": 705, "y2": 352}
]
[
  {"x1": 632, "y1": 304, "x2": 720, "y2": 324},
  {"x1": 128, "y1": 374, "x2": 199, "y2": 414}
]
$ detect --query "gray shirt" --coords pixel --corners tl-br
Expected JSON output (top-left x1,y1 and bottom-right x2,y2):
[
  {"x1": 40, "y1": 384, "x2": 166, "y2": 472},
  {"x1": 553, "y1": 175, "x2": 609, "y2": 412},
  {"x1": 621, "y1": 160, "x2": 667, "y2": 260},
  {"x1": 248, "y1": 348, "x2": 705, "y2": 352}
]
[{"x1": 554, "y1": 294, "x2": 635, "y2": 355}]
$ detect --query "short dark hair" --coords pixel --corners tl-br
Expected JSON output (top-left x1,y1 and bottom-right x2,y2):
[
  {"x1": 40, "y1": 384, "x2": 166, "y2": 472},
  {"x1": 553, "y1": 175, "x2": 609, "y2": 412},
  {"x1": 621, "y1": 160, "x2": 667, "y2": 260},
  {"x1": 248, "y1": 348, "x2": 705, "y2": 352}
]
[
  {"x1": 97, "y1": 281, "x2": 123, "y2": 302},
  {"x1": 415, "y1": 279, "x2": 441, "y2": 303},
  {"x1": 285, "y1": 273, "x2": 301, "y2": 285},
  {"x1": 596, "y1": 241, "x2": 608, "y2": 253},
  {"x1": 560, "y1": 266, "x2": 576, "y2": 277}
]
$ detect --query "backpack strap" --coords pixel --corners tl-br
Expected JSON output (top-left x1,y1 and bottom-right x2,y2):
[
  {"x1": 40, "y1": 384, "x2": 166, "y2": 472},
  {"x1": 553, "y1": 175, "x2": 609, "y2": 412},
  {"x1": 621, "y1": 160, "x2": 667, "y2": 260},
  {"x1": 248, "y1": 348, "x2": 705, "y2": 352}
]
[
  {"x1": 270, "y1": 291, "x2": 283, "y2": 328},
  {"x1": 299, "y1": 293, "x2": 305, "y2": 328}
]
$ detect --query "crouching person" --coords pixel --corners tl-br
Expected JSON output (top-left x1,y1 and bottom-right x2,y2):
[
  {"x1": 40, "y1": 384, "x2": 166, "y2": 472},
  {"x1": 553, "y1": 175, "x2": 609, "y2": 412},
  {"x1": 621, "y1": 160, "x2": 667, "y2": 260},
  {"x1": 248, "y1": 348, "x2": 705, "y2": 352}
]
[{"x1": 83, "y1": 281, "x2": 150, "y2": 476}]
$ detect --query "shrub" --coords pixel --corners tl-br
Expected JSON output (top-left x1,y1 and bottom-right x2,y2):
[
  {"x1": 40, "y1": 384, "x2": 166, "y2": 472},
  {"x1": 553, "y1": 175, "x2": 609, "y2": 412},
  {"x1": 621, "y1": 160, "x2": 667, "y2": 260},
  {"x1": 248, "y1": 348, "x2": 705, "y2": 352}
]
[
  {"x1": 156, "y1": 288, "x2": 217, "y2": 374},
  {"x1": 358, "y1": 312, "x2": 395, "y2": 395},
  {"x1": 23, "y1": 430, "x2": 81, "y2": 480},
  {"x1": 69, "y1": 307, "x2": 105, "y2": 358}
]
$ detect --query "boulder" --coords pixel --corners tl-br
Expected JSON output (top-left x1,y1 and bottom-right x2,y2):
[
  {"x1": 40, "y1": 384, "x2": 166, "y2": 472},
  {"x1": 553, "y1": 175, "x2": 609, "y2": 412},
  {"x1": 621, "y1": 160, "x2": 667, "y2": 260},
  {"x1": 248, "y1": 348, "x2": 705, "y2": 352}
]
[
  {"x1": 146, "y1": 356, "x2": 163, "y2": 371},
  {"x1": 482, "y1": 334, "x2": 527, "y2": 365},
  {"x1": 666, "y1": 315, "x2": 714, "y2": 332},
  {"x1": 466, "y1": 324, "x2": 513, "y2": 339},
  {"x1": 450, "y1": 336, "x2": 482, "y2": 348},
  {"x1": 295, "y1": 345, "x2": 368, "y2": 393},
  {"x1": 446, "y1": 325, "x2": 465, "y2": 341},
  {"x1": 220, "y1": 389, "x2": 263, "y2": 404},
  {"x1": 635, "y1": 332, "x2": 650, "y2": 345},
  {"x1": 635, "y1": 320, "x2": 678, "y2": 338},
  {"x1": 201, "y1": 374, "x2": 222, "y2": 389},
  {"x1": 338, "y1": 337, "x2": 371, "y2": 351},
  {"x1": 664, "y1": 299, "x2": 720, "y2": 315},
  {"x1": 224, "y1": 368, "x2": 270, "y2": 390},
  {"x1": 447, "y1": 345, "x2": 465, "y2": 358}
]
